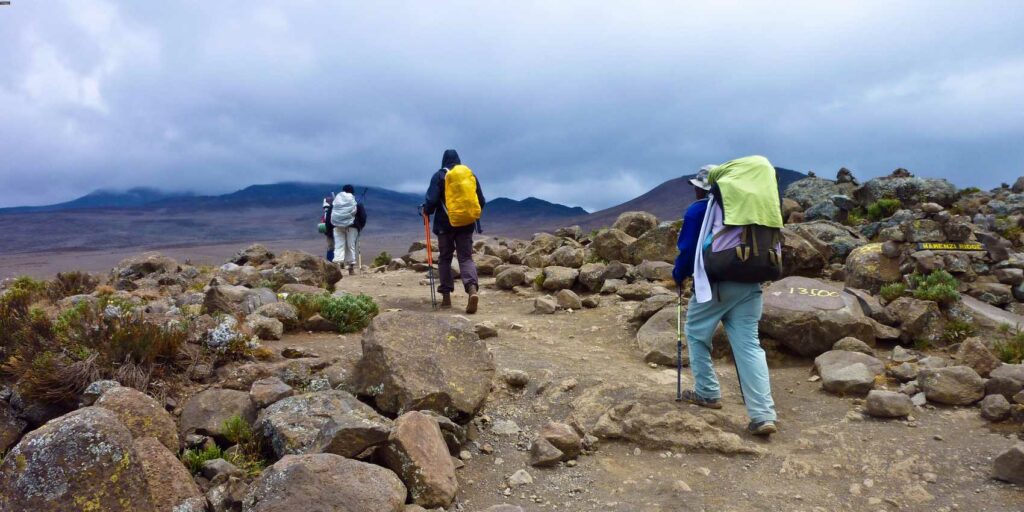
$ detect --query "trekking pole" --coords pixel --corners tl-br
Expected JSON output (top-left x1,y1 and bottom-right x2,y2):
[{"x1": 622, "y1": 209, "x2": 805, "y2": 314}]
[
  {"x1": 675, "y1": 283, "x2": 683, "y2": 402},
  {"x1": 420, "y1": 208, "x2": 438, "y2": 310},
  {"x1": 357, "y1": 188, "x2": 368, "y2": 272}
]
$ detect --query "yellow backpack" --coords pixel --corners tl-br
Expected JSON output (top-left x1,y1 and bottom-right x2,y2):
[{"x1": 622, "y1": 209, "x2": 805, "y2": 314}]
[{"x1": 444, "y1": 165, "x2": 482, "y2": 228}]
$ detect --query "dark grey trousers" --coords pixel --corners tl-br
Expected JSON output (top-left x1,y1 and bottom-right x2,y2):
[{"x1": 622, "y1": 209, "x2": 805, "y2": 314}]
[{"x1": 437, "y1": 228, "x2": 477, "y2": 294}]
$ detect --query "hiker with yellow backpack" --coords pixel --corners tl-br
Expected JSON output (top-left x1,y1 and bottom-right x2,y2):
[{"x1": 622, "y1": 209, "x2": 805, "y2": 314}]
[{"x1": 421, "y1": 149, "x2": 485, "y2": 314}]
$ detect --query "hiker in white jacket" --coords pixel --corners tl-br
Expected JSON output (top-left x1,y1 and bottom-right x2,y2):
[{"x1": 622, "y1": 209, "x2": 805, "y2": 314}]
[{"x1": 331, "y1": 185, "x2": 359, "y2": 274}]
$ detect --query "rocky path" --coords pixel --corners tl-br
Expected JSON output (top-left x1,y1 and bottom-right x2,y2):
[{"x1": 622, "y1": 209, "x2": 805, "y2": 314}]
[{"x1": 267, "y1": 268, "x2": 1024, "y2": 512}]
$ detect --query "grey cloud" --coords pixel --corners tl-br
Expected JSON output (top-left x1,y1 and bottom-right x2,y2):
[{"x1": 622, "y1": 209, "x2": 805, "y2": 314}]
[{"x1": 1, "y1": 1, "x2": 1023, "y2": 210}]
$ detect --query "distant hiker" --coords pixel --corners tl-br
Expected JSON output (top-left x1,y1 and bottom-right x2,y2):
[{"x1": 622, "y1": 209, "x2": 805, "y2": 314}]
[
  {"x1": 331, "y1": 184, "x2": 366, "y2": 275},
  {"x1": 673, "y1": 157, "x2": 783, "y2": 437},
  {"x1": 320, "y1": 192, "x2": 335, "y2": 262},
  {"x1": 421, "y1": 149, "x2": 485, "y2": 313}
]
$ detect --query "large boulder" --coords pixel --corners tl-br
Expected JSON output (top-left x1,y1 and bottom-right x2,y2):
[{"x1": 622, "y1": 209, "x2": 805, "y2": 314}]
[
  {"x1": 577, "y1": 263, "x2": 608, "y2": 292},
  {"x1": 844, "y1": 243, "x2": 902, "y2": 294},
  {"x1": 625, "y1": 221, "x2": 681, "y2": 264},
  {"x1": 613, "y1": 211, "x2": 659, "y2": 238},
  {"x1": 781, "y1": 228, "x2": 827, "y2": 278},
  {"x1": 204, "y1": 283, "x2": 277, "y2": 316},
  {"x1": 134, "y1": 436, "x2": 205, "y2": 512},
  {"x1": 254, "y1": 390, "x2": 392, "y2": 459},
  {"x1": 571, "y1": 382, "x2": 761, "y2": 455},
  {"x1": 785, "y1": 176, "x2": 845, "y2": 210},
  {"x1": 960, "y1": 295, "x2": 1024, "y2": 335},
  {"x1": 814, "y1": 350, "x2": 885, "y2": 396},
  {"x1": 591, "y1": 229, "x2": 637, "y2": 262},
  {"x1": 760, "y1": 277, "x2": 876, "y2": 357},
  {"x1": 993, "y1": 445, "x2": 1024, "y2": 485},
  {"x1": 0, "y1": 407, "x2": 156, "y2": 512},
  {"x1": 113, "y1": 253, "x2": 180, "y2": 280},
  {"x1": 919, "y1": 366, "x2": 986, "y2": 405},
  {"x1": 179, "y1": 389, "x2": 257, "y2": 442},
  {"x1": 788, "y1": 221, "x2": 867, "y2": 262},
  {"x1": 243, "y1": 454, "x2": 407, "y2": 512},
  {"x1": 635, "y1": 306, "x2": 724, "y2": 367},
  {"x1": 95, "y1": 385, "x2": 180, "y2": 451},
  {"x1": 356, "y1": 311, "x2": 495, "y2": 423},
  {"x1": 637, "y1": 260, "x2": 674, "y2": 282},
  {"x1": 382, "y1": 411, "x2": 459, "y2": 508},
  {"x1": 548, "y1": 245, "x2": 585, "y2": 268},
  {"x1": 955, "y1": 337, "x2": 1002, "y2": 378},
  {"x1": 231, "y1": 243, "x2": 275, "y2": 266},
  {"x1": 854, "y1": 175, "x2": 959, "y2": 207},
  {"x1": 542, "y1": 266, "x2": 579, "y2": 291},
  {"x1": 885, "y1": 297, "x2": 945, "y2": 346}
]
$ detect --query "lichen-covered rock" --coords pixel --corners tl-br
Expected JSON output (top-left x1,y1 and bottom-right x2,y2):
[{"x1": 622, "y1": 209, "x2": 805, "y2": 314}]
[
  {"x1": 95, "y1": 385, "x2": 180, "y2": 451},
  {"x1": 548, "y1": 245, "x2": 585, "y2": 268},
  {"x1": 382, "y1": 411, "x2": 458, "y2": 508},
  {"x1": 205, "y1": 282, "x2": 276, "y2": 316},
  {"x1": 254, "y1": 390, "x2": 392, "y2": 459},
  {"x1": 134, "y1": 436, "x2": 204, "y2": 512},
  {"x1": 785, "y1": 176, "x2": 845, "y2": 210},
  {"x1": 854, "y1": 175, "x2": 959, "y2": 207},
  {"x1": 231, "y1": 243, "x2": 275, "y2": 266},
  {"x1": 113, "y1": 253, "x2": 180, "y2": 280},
  {"x1": 0, "y1": 407, "x2": 156, "y2": 512},
  {"x1": 495, "y1": 267, "x2": 527, "y2": 290},
  {"x1": 247, "y1": 314, "x2": 284, "y2": 341},
  {"x1": 781, "y1": 228, "x2": 827, "y2": 278},
  {"x1": 886, "y1": 297, "x2": 945, "y2": 346},
  {"x1": 955, "y1": 338, "x2": 1002, "y2": 378},
  {"x1": 179, "y1": 389, "x2": 256, "y2": 442},
  {"x1": 253, "y1": 302, "x2": 300, "y2": 330},
  {"x1": 577, "y1": 262, "x2": 608, "y2": 292},
  {"x1": 844, "y1": 243, "x2": 901, "y2": 294},
  {"x1": 613, "y1": 211, "x2": 659, "y2": 238},
  {"x1": 788, "y1": 221, "x2": 867, "y2": 263},
  {"x1": 249, "y1": 377, "x2": 295, "y2": 408},
  {"x1": 243, "y1": 453, "x2": 406, "y2": 512},
  {"x1": 356, "y1": 311, "x2": 495, "y2": 423}
]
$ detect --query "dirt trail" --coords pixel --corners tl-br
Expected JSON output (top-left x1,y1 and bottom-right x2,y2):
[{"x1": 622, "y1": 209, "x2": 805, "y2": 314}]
[{"x1": 269, "y1": 269, "x2": 1023, "y2": 512}]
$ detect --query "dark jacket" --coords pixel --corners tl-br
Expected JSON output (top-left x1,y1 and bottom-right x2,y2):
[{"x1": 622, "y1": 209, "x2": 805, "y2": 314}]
[
  {"x1": 423, "y1": 150, "x2": 485, "y2": 235},
  {"x1": 672, "y1": 198, "x2": 709, "y2": 285},
  {"x1": 353, "y1": 203, "x2": 367, "y2": 231}
]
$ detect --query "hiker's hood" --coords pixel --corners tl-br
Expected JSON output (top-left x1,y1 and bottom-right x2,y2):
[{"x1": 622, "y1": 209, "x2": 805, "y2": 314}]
[{"x1": 441, "y1": 149, "x2": 461, "y2": 169}]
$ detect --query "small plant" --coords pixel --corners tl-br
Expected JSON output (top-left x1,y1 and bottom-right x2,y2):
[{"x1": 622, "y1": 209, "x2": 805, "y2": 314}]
[
  {"x1": 220, "y1": 414, "x2": 267, "y2": 476},
  {"x1": 372, "y1": 251, "x2": 392, "y2": 268},
  {"x1": 866, "y1": 198, "x2": 902, "y2": 221},
  {"x1": 942, "y1": 318, "x2": 976, "y2": 344},
  {"x1": 286, "y1": 292, "x2": 330, "y2": 320},
  {"x1": 879, "y1": 282, "x2": 906, "y2": 302},
  {"x1": 845, "y1": 207, "x2": 866, "y2": 226},
  {"x1": 180, "y1": 444, "x2": 225, "y2": 475},
  {"x1": 533, "y1": 272, "x2": 546, "y2": 288},
  {"x1": 998, "y1": 322, "x2": 1014, "y2": 334},
  {"x1": 47, "y1": 271, "x2": 99, "y2": 301},
  {"x1": 958, "y1": 187, "x2": 982, "y2": 197},
  {"x1": 319, "y1": 294, "x2": 380, "y2": 334},
  {"x1": 994, "y1": 331, "x2": 1024, "y2": 364},
  {"x1": 913, "y1": 338, "x2": 933, "y2": 351},
  {"x1": 909, "y1": 270, "x2": 960, "y2": 306}
]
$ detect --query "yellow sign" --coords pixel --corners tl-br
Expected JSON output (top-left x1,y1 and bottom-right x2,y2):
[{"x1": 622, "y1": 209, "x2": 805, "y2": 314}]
[{"x1": 916, "y1": 242, "x2": 985, "y2": 251}]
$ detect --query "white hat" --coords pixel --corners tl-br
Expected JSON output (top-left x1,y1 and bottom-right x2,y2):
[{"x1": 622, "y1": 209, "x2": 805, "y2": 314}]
[{"x1": 689, "y1": 165, "x2": 716, "y2": 190}]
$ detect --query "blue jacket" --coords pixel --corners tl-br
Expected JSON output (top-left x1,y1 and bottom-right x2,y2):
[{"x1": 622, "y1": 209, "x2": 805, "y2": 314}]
[{"x1": 672, "y1": 199, "x2": 708, "y2": 285}]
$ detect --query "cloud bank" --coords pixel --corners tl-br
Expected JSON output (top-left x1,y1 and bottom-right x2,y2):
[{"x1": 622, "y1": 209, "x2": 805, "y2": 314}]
[{"x1": 1, "y1": 1, "x2": 1022, "y2": 210}]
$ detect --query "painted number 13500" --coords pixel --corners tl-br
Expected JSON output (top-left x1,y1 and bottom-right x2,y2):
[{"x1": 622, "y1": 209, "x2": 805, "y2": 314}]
[{"x1": 789, "y1": 287, "x2": 839, "y2": 297}]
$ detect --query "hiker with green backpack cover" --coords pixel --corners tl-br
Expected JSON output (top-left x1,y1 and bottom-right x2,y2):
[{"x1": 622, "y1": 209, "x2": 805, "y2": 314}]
[{"x1": 672, "y1": 156, "x2": 782, "y2": 437}]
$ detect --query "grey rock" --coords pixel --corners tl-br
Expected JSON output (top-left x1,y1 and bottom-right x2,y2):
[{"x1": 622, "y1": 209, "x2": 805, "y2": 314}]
[
  {"x1": 992, "y1": 445, "x2": 1024, "y2": 485},
  {"x1": 865, "y1": 390, "x2": 913, "y2": 418},
  {"x1": 555, "y1": 289, "x2": 583, "y2": 310},
  {"x1": 249, "y1": 377, "x2": 295, "y2": 408},
  {"x1": 955, "y1": 337, "x2": 1002, "y2": 377},
  {"x1": 542, "y1": 266, "x2": 579, "y2": 291},
  {"x1": 832, "y1": 337, "x2": 874, "y2": 355},
  {"x1": 501, "y1": 370, "x2": 530, "y2": 388},
  {"x1": 254, "y1": 390, "x2": 392, "y2": 459},
  {"x1": 180, "y1": 389, "x2": 256, "y2": 442},
  {"x1": 980, "y1": 394, "x2": 1011, "y2": 422},
  {"x1": 0, "y1": 401, "x2": 26, "y2": 455},
  {"x1": 761, "y1": 277, "x2": 876, "y2": 357},
  {"x1": 814, "y1": 350, "x2": 885, "y2": 396},
  {"x1": 534, "y1": 295, "x2": 558, "y2": 314},
  {"x1": 529, "y1": 437, "x2": 564, "y2": 467},
  {"x1": 889, "y1": 362, "x2": 920, "y2": 382},
  {"x1": 919, "y1": 366, "x2": 986, "y2": 405},
  {"x1": 243, "y1": 454, "x2": 407, "y2": 512},
  {"x1": 613, "y1": 211, "x2": 659, "y2": 238}
]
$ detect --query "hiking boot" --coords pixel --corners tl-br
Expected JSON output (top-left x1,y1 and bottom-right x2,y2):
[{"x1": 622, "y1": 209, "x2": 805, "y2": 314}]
[
  {"x1": 348, "y1": 265, "x2": 355, "y2": 275},
  {"x1": 679, "y1": 389, "x2": 722, "y2": 410},
  {"x1": 747, "y1": 420, "x2": 778, "y2": 437},
  {"x1": 466, "y1": 285, "x2": 479, "y2": 314},
  {"x1": 440, "y1": 293, "x2": 452, "y2": 309}
]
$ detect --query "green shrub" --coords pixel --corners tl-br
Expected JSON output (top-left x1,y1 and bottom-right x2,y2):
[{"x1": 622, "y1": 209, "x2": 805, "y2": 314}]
[
  {"x1": 879, "y1": 282, "x2": 906, "y2": 302},
  {"x1": 180, "y1": 444, "x2": 225, "y2": 475},
  {"x1": 47, "y1": 271, "x2": 98, "y2": 301},
  {"x1": 845, "y1": 208, "x2": 866, "y2": 226},
  {"x1": 866, "y1": 198, "x2": 902, "y2": 221},
  {"x1": 221, "y1": 414, "x2": 267, "y2": 476},
  {"x1": 995, "y1": 331, "x2": 1024, "y2": 364},
  {"x1": 372, "y1": 251, "x2": 392, "y2": 268},
  {"x1": 319, "y1": 294, "x2": 379, "y2": 334},
  {"x1": 909, "y1": 270, "x2": 960, "y2": 306},
  {"x1": 958, "y1": 187, "x2": 982, "y2": 197},
  {"x1": 285, "y1": 292, "x2": 329, "y2": 320},
  {"x1": 942, "y1": 318, "x2": 976, "y2": 344},
  {"x1": 533, "y1": 272, "x2": 546, "y2": 288}
]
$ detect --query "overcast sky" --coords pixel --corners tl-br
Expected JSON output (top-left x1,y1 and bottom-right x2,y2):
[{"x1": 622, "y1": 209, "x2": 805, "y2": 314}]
[{"x1": 1, "y1": 1, "x2": 1023, "y2": 211}]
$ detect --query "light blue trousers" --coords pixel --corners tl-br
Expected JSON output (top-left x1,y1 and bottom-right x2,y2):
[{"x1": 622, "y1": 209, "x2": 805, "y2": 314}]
[{"x1": 685, "y1": 281, "x2": 777, "y2": 423}]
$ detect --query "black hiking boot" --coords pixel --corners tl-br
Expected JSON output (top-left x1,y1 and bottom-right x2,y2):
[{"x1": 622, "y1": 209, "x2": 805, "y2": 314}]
[
  {"x1": 747, "y1": 420, "x2": 778, "y2": 437},
  {"x1": 440, "y1": 293, "x2": 452, "y2": 309},
  {"x1": 679, "y1": 389, "x2": 722, "y2": 410},
  {"x1": 466, "y1": 285, "x2": 479, "y2": 314},
  {"x1": 348, "y1": 265, "x2": 355, "y2": 275}
]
